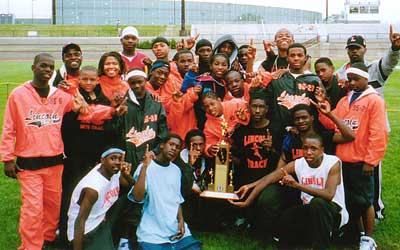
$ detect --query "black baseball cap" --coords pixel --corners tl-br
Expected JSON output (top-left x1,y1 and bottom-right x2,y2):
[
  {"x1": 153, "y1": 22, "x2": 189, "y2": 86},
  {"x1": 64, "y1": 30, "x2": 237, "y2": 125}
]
[
  {"x1": 346, "y1": 35, "x2": 366, "y2": 49},
  {"x1": 62, "y1": 43, "x2": 81, "y2": 56}
]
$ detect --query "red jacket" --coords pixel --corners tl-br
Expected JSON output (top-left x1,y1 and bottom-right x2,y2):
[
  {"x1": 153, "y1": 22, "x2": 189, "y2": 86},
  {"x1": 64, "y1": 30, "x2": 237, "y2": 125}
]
[
  {"x1": 204, "y1": 99, "x2": 250, "y2": 157},
  {"x1": 0, "y1": 82, "x2": 73, "y2": 162},
  {"x1": 98, "y1": 75, "x2": 130, "y2": 102},
  {"x1": 332, "y1": 86, "x2": 388, "y2": 166},
  {"x1": 146, "y1": 74, "x2": 199, "y2": 140}
]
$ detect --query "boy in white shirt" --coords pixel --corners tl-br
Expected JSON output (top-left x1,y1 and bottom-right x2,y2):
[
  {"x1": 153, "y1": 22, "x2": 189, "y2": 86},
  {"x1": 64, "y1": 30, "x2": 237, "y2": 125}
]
[{"x1": 68, "y1": 148, "x2": 134, "y2": 250}]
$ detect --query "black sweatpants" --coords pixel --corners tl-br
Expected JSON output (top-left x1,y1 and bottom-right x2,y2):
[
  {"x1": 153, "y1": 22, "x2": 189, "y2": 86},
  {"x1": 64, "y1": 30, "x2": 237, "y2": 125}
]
[{"x1": 277, "y1": 197, "x2": 342, "y2": 250}]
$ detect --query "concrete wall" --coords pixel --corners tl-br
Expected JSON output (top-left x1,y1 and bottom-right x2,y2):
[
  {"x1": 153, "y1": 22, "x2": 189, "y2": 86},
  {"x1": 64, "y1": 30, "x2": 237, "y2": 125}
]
[{"x1": 0, "y1": 37, "x2": 392, "y2": 62}]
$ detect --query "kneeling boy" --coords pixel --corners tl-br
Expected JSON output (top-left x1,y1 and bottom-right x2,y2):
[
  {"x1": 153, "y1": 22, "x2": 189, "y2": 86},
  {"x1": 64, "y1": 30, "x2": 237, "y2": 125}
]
[
  {"x1": 67, "y1": 148, "x2": 134, "y2": 250},
  {"x1": 129, "y1": 135, "x2": 202, "y2": 250}
]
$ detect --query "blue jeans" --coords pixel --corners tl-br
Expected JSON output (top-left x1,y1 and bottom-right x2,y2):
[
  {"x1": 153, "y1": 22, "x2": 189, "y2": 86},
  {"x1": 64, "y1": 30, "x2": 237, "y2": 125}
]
[{"x1": 139, "y1": 236, "x2": 202, "y2": 250}]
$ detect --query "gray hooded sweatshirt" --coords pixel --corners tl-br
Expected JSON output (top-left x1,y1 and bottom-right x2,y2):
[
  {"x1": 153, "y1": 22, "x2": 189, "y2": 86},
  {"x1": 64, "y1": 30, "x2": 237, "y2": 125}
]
[{"x1": 213, "y1": 34, "x2": 239, "y2": 67}]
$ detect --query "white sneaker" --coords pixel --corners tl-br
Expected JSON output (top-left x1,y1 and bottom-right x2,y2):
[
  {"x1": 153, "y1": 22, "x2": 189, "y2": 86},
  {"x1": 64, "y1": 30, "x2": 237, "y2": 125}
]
[
  {"x1": 359, "y1": 236, "x2": 377, "y2": 250},
  {"x1": 118, "y1": 238, "x2": 131, "y2": 250}
]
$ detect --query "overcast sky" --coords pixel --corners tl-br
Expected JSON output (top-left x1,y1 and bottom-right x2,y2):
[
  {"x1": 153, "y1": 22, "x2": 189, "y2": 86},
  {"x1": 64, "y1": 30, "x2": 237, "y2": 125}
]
[{"x1": 0, "y1": 0, "x2": 399, "y2": 23}]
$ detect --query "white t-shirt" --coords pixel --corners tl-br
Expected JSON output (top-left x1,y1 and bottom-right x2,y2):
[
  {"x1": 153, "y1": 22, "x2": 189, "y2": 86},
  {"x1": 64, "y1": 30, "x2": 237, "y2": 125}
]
[
  {"x1": 294, "y1": 154, "x2": 349, "y2": 228},
  {"x1": 129, "y1": 159, "x2": 191, "y2": 244},
  {"x1": 67, "y1": 164, "x2": 121, "y2": 241}
]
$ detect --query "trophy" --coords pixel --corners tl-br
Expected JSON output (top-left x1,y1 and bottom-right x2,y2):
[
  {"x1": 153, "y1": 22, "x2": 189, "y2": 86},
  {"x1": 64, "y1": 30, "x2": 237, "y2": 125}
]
[{"x1": 200, "y1": 118, "x2": 239, "y2": 200}]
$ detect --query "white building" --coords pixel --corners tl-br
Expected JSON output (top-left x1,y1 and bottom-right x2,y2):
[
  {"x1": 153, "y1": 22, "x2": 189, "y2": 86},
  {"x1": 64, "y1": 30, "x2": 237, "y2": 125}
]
[{"x1": 344, "y1": 0, "x2": 380, "y2": 23}]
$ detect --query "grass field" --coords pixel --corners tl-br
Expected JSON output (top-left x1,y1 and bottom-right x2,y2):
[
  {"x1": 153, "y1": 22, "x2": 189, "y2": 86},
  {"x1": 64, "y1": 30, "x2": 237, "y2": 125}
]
[
  {"x1": 0, "y1": 24, "x2": 167, "y2": 37},
  {"x1": 0, "y1": 60, "x2": 399, "y2": 250}
]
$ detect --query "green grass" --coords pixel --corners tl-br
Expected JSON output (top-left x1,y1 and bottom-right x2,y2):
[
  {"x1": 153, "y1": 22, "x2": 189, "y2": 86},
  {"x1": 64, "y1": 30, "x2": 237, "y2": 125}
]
[
  {"x1": 0, "y1": 24, "x2": 167, "y2": 37},
  {"x1": 0, "y1": 61, "x2": 399, "y2": 249}
]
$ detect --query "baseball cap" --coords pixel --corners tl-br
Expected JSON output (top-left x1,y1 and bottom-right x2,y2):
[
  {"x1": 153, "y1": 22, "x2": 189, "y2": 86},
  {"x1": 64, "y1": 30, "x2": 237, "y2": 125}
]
[
  {"x1": 62, "y1": 43, "x2": 81, "y2": 56},
  {"x1": 120, "y1": 26, "x2": 139, "y2": 39},
  {"x1": 346, "y1": 35, "x2": 366, "y2": 49}
]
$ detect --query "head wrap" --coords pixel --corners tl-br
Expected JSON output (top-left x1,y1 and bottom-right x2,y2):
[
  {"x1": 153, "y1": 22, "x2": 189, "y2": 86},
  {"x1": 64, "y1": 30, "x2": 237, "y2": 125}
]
[
  {"x1": 125, "y1": 70, "x2": 147, "y2": 81},
  {"x1": 346, "y1": 62, "x2": 369, "y2": 79},
  {"x1": 151, "y1": 60, "x2": 170, "y2": 72},
  {"x1": 152, "y1": 37, "x2": 170, "y2": 47},
  {"x1": 101, "y1": 148, "x2": 124, "y2": 158},
  {"x1": 195, "y1": 39, "x2": 212, "y2": 52}
]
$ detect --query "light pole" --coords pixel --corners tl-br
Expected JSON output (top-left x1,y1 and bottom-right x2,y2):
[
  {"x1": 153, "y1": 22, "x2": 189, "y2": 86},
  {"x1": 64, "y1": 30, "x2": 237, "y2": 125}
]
[
  {"x1": 325, "y1": 0, "x2": 329, "y2": 23},
  {"x1": 52, "y1": 0, "x2": 56, "y2": 24},
  {"x1": 179, "y1": 0, "x2": 186, "y2": 36},
  {"x1": 173, "y1": 0, "x2": 176, "y2": 25},
  {"x1": 31, "y1": 0, "x2": 34, "y2": 24}
]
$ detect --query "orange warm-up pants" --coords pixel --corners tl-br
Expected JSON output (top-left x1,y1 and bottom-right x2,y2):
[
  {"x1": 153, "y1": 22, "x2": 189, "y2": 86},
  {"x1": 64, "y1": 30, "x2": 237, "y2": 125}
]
[{"x1": 17, "y1": 164, "x2": 63, "y2": 250}]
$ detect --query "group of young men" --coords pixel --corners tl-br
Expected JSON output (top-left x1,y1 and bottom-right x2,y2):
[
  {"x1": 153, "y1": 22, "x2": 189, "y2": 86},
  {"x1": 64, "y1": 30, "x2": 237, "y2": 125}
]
[{"x1": 1, "y1": 25, "x2": 399, "y2": 250}]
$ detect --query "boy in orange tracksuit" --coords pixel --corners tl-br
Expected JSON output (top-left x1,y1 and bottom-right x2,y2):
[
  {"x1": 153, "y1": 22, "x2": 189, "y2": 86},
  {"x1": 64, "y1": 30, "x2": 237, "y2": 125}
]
[
  {"x1": 318, "y1": 62, "x2": 387, "y2": 250},
  {"x1": 0, "y1": 53, "x2": 81, "y2": 250},
  {"x1": 202, "y1": 91, "x2": 250, "y2": 157},
  {"x1": 145, "y1": 59, "x2": 201, "y2": 140}
]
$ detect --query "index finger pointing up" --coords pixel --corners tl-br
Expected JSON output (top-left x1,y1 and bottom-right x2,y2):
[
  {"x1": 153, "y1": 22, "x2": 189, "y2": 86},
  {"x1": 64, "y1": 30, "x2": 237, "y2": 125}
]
[
  {"x1": 390, "y1": 24, "x2": 393, "y2": 36},
  {"x1": 250, "y1": 38, "x2": 254, "y2": 46}
]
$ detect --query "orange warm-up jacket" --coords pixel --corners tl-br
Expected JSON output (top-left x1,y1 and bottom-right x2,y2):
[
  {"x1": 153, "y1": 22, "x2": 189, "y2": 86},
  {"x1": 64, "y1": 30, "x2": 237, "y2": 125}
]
[
  {"x1": 321, "y1": 86, "x2": 388, "y2": 166},
  {"x1": 0, "y1": 82, "x2": 73, "y2": 162},
  {"x1": 204, "y1": 98, "x2": 250, "y2": 157},
  {"x1": 146, "y1": 65, "x2": 199, "y2": 140},
  {"x1": 98, "y1": 75, "x2": 130, "y2": 102}
]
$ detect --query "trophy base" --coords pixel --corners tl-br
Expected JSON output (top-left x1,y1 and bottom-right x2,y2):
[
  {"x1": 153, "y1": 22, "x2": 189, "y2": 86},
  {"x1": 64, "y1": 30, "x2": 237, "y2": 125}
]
[{"x1": 200, "y1": 190, "x2": 239, "y2": 200}]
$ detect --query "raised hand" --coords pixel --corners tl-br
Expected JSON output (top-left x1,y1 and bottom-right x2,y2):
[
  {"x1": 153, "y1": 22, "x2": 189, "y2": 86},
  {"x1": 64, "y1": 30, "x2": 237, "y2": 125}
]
[
  {"x1": 172, "y1": 90, "x2": 184, "y2": 102},
  {"x1": 184, "y1": 33, "x2": 200, "y2": 50},
  {"x1": 249, "y1": 73, "x2": 262, "y2": 89},
  {"x1": 56, "y1": 80, "x2": 71, "y2": 91},
  {"x1": 176, "y1": 38, "x2": 185, "y2": 51},
  {"x1": 72, "y1": 92, "x2": 86, "y2": 113},
  {"x1": 310, "y1": 99, "x2": 331, "y2": 115},
  {"x1": 235, "y1": 105, "x2": 248, "y2": 121},
  {"x1": 271, "y1": 68, "x2": 288, "y2": 79},
  {"x1": 263, "y1": 40, "x2": 276, "y2": 54},
  {"x1": 120, "y1": 152, "x2": 132, "y2": 177},
  {"x1": 247, "y1": 38, "x2": 257, "y2": 61},
  {"x1": 190, "y1": 55, "x2": 199, "y2": 73},
  {"x1": 262, "y1": 129, "x2": 272, "y2": 150},
  {"x1": 389, "y1": 24, "x2": 400, "y2": 50},
  {"x1": 114, "y1": 97, "x2": 128, "y2": 116},
  {"x1": 143, "y1": 144, "x2": 153, "y2": 167},
  {"x1": 193, "y1": 84, "x2": 202, "y2": 94},
  {"x1": 143, "y1": 57, "x2": 153, "y2": 66},
  {"x1": 151, "y1": 93, "x2": 162, "y2": 103},
  {"x1": 231, "y1": 58, "x2": 241, "y2": 71},
  {"x1": 207, "y1": 144, "x2": 220, "y2": 157},
  {"x1": 314, "y1": 86, "x2": 327, "y2": 103},
  {"x1": 189, "y1": 142, "x2": 201, "y2": 165}
]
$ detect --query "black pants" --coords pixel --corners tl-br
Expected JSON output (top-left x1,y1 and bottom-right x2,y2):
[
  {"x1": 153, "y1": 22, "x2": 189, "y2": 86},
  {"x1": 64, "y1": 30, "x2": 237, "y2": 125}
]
[
  {"x1": 75, "y1": 197, "x2": 125, "y2": 250},
  {"x1": 254, "y1": 184, "x2": 301, "y2": 235},
  {"x1": 277, "y1": 197, "x2": 342, "y2": 250}
]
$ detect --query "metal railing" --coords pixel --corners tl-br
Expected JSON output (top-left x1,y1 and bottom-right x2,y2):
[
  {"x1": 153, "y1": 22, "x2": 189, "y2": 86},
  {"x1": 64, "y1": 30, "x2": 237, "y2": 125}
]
[{"x1": 0, "y1": 29, "x2": 164, "y2": 37}]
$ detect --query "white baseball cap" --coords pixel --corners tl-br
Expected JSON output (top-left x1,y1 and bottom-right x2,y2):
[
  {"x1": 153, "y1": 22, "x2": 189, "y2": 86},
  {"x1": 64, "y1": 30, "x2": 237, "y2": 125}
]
[{"x1": 120, "y1": 26, "x2": 139, "y2": 39}]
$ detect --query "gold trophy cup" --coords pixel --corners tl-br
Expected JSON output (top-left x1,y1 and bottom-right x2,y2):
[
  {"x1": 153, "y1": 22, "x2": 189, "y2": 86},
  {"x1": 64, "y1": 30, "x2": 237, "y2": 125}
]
[{"x1": 200, "y1": 118, "x2": 239, "y2": 200}]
